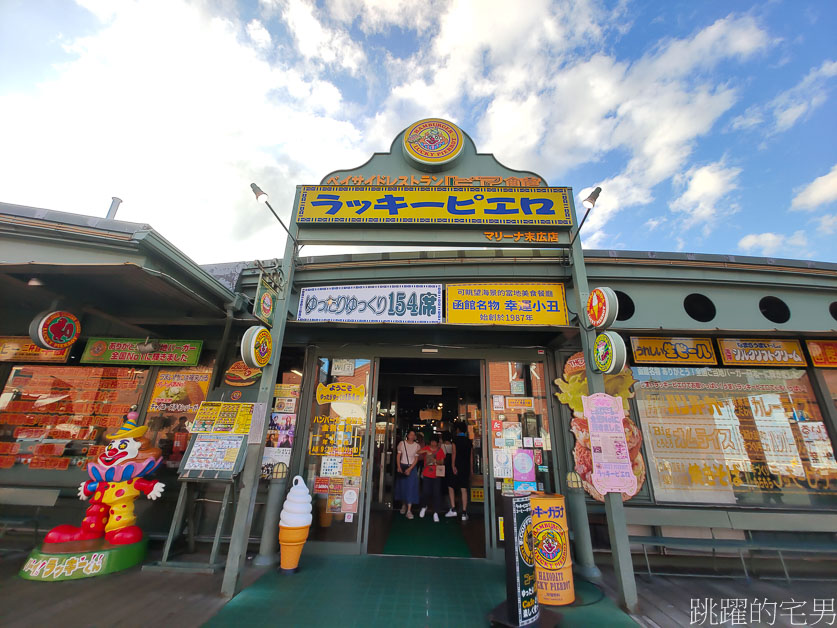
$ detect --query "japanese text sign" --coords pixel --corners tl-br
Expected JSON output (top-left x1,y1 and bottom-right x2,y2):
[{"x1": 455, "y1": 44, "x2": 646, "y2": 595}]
[
  {"x1": 190, "y1": 402, "x2": 258, "y2": 435},
  {"x1": 446, "y1": 283, "x2": 569, "y2": 326},
  {"x1": 807, "y1": 340, "x2": 837, "y2": 368},
  {"x1": 0, "y1": 337, "x2": 70, "y2": 363},
  {"x1": 502, "y1": 495, "x2": 539, "y2": 626},
  {"x1": 582, "y1": 393, "x2": 637, "y2": 496},
  {"x1": 296, "y1": 186, "x2": 572, "y2": 228},
  {"x1": 719, "y1": 338, "x2": 806, "y2": 367},
  {"x1": 631, "y1": 337, "x2": 717, "y2": 366},
  {"x1": 81, "y1": 338, "x2": 202, "y2": 366},
  {"x1": 298, "y1": 284, "x2": 442, "y2": 324}
]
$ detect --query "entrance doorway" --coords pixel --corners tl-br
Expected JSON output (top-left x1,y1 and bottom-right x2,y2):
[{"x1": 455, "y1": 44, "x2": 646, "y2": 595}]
[{"x1": 367, "y1": 358, "x2": 486, "y2": 558}]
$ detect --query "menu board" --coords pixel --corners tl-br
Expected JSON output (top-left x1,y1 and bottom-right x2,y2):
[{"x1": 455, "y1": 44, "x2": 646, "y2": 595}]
[
  {"x1": 180, "y1": 434, "x2": 247, "y2": 478},
  {"x1": 190, "y1": 401, "x2": 260, "y2": 435}
]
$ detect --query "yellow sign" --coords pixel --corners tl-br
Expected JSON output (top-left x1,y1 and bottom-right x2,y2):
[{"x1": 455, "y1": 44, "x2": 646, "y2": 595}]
[
  {"x1": 470, "y1": 487, "x2": 484, "y2": 503},
  {"x1": 403, "y1": 118, "x2": 464, "y2": 166},
  {"x1": 342, "y1": 457, "x2": 363, "y2": 477},
  {"x1": 446, "y1": 283, "x2": 569, "y2": 326},
  {"x1": 719, "y1": 338, "x2": 806, "y2": 367},
  {"x1": 316, "y1": 383, "x2": 366, "y2": 405},
  {"x1": 296, "y1": 186, "x2": 572, "y2": 228},
  {"x1": 630, "y1": 337, "x2": 717, "y2": 365},
  {"x1": 0, "y1": 336, "x2": 70, "y2": 363},
  {"x1": 506, "y1": 397, "x2": 534, "y2": 410},
  {"x1": 190, "y1": 402, "x2": 256, "y2": 435}
]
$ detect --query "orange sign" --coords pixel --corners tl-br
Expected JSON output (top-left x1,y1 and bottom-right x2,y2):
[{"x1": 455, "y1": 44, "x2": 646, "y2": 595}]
[
  {"x1": 0, "y1": 337, "x2": 71, "y2": 363},
  {"x1": 585, "y1": 287, "x2": 617, "y2": 329},
  {"x1": 719, "y1": 338, "x2": 806, "y2": 367},
  {"x1": 630, "y1": 337, "x2": 717, "y2": 365},
  {"x1": 807, "y1": 340, "x2": 837, "y2": 368}
]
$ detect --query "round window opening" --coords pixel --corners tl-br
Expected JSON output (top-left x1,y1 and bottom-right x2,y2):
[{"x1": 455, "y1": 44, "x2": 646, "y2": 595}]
[
  {"x1": 759, "y1": 296, "x2": 790, "y2": 324},
  {"x1": 830, "y1": 301, "x2": 837, "y2": 323},
  {"x1": 684, "y1": 293, "x2": 716, "y2": 322},
  {"x1": 615, "y1": 291, "x2": 635, "y2": 321}
]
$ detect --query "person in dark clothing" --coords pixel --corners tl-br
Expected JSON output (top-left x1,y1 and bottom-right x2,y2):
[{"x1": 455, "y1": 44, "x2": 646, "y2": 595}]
[{"x1": 450, "y1": 421, "x2": 474, "y2": 521}]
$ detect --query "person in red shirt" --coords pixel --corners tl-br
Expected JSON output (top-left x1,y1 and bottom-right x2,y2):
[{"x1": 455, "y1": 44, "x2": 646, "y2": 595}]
[{"x1": 418, "y1": 435, "x2": 446, "y2": 522}]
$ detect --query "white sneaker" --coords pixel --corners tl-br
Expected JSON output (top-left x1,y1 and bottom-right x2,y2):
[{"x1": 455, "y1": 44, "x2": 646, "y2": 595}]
[
  {"x1": 461, "y1": 513, "x2": 468, "y2": 521},
  {"x1": 433, "y1": 512, "x2": 440, "y2": 522},
  {"x1": 445, "y1": 509, "x2": 457, "y2": 518},
  {"x1": 400, "y1": 505, "x2": 407, "y2": 515},
  {"x1": 406, "y1": 511, "x2": 414, "y2": 519},
  {"x1": 419, "y1": 507, "x2": 427, "y2": 518}
]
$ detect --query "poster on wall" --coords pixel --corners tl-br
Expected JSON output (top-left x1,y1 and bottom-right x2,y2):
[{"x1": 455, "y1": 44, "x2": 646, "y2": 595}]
[
  {"x1": 582, "y1": 393, "x2": 637, "y2": 497},
  {"x1": 297, "y1": 284, "x2": 442, "y2": 324},
  {"x1": 266, "y1": 412, "x2": 295, "y2": 448},
  {"x1": 261, "y1": 447, "x2": 291, "y2": 480},
  {"x1": 512, "y1": 449, "x2": 536, "y2": 482},
  {"x1": 553, "y1": 351, "x2": 645, "y2": 502},
  {"x1": 493, "y1": 449, "x2": 512, "y2": 479}
]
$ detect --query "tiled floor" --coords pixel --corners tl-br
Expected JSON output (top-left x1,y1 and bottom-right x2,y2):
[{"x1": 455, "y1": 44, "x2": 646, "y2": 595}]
[{"x1": 205, "y1": 554, "x2": 637, "y2": 628}]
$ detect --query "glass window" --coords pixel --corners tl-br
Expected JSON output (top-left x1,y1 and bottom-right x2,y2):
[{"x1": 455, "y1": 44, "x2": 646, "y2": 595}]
[
  {"x1": 820, "y1": 370, "x2": 837, "y2": 413},
  {"x1": 0, "y1": 365, "x2": 149, "y2": 471},
  {"x1": 633, "y1": 366, "x2": 837, "y2": 508},
  {"x1": 303, "y1": 357, "x2": 370, "y2": 542},
  {"x1": 488, "y1": 360, "x2": 553, "y2": 545}
]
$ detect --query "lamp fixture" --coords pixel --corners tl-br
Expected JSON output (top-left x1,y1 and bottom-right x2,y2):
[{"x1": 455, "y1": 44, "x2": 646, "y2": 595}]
[
  {"x1": 27, "y1": 278, "x2": 43, "y2": 287},
  {"x1": 290, "y1": 368, "x2": 303, "y2": 377},
  {"x1": 136, "y1": 337, "x2": 160, "y2": 354},
  {"x1": 250, "y1": 182, "x2": 297, "y2": 245},
  {"x1": 569, "y1": 186, "x2": 603, "y2": 248}
]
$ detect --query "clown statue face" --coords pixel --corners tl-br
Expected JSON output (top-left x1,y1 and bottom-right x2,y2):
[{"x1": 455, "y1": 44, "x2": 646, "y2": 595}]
[{"x1": 45, "y1": 410, "x2": 165, "y2": 546}]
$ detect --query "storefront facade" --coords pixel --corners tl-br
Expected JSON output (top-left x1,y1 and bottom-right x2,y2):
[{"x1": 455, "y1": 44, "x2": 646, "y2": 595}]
[{"x1": 1, "y1": 119, "x2": 836, "y2": 596}]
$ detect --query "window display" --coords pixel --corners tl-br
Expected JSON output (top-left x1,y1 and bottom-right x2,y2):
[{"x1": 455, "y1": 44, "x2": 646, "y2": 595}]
[
  {"x1": 633, "y1": 366, "x2": 837, "y2": 508},
  {"x1": 0, "y1": 365, "x2": 148, "y2": 471}
]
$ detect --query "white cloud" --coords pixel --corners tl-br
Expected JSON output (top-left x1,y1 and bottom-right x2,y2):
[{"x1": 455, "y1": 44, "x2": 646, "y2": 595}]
[
  {"x1": 670, "y1": 161, "x2": 741, "y2": 230},
  {"x1": 818, "y1": 214, "x2": 837, "y2": 234},
  {"x1": 282, "y1": 0, "x2": 366, "y2": 74},
  {"x1": 791, "y1": 164, "x2": 837, "y2": 211},
  {"x1": 738, "y1": 230, "x2": 807, "y2": 256},
  {"x1": 246, "y1": 19, "x2": 272, "y2": 50},
  {"x1": 732, "y1": 59, "x2": 837, "y2": 135}
]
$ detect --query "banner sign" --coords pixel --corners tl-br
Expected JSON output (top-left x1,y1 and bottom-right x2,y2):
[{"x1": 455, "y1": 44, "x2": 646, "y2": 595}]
[
  {"x1": 630, "y1": 336, "x2": 717, "y2": 365},
  {"x1": 446, "y1": 283, "x2": 569, "y2": 326},
  {"x1": 253, "y1": 277, "x2": 278, "y2": 327},
  {"x1": 297, "y1": 284, "x2": 442, "y2": 324},
  {"x1": 582, "y1": 393, "x2": 637, "y2": 496},
  {"x1": 719, "y1": 338, "x2": 806, "y2": 367},
  {"x1": 81, "y1": 338, "x2": 202, "y2": 365},
  {"x1": 501, "y1": 494, "x2": 539, "y2": 626},
  {"x1": 0, "y1": 337, "x2": 70, "y2": 363},
  {"x1": 295, "y1": 186, "x2": 572, "y2": 228},
  {"x1": 807, "y1": 340, "x2": 837, "y2": 368}
]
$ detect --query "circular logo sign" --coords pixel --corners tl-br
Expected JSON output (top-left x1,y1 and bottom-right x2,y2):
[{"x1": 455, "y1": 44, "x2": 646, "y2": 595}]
[
  {"x1": 402, "y1": 118, "x2": 464, "y2": 167},
  {"x1": 259, "y1": 291, "x2": 274, "y2": 319},
  {"x1": 241, "y1": 325, "x2": 272, "y2": 369},
  {"x1": 533, "y1": 520, "x2": 569, "y2": 570},
  {"x1": 586, "y1": 287, "x2": 618, "y2": 329},
  {"x1": 517, "y1": 514, "x2": 534, "y2": 567},
  {"x1": 230, "y1": 390, "x2": 242, "y2": 401},
  {"x1": 592, "y1": 331, "x2": 627, "y2": 374},
  {"x1": 30, "y1": 311, "x2": 81, "y2": 350}
]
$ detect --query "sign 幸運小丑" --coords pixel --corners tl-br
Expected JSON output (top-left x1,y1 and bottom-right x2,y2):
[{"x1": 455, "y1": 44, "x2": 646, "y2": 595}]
[
  {"x1": 402, "y1": 118, "x2": 464, "y2": 167},
  {"x1": 81, "y1": 338, "x2": 202, "y2": 365},
  {"x1": 630, "y1": 336, "x2": 717, "y2": 365},
  {"x1": 446, "y1": 283, "x2": 568, "y2": 326},
  {"x1": 591, "y1": 332, "x2": 627, "y2": 374},
  {"x1": 253, "y1": 277, "x2": 278, "y2": 327},
  {"x1": 0, "y1": 336, "x2": 70, "y2": 363},
  {"x1": 807, "y1": 340, "x2": 837, "y2": 368},
  {"x1": 29, "y1": 311, "x2": 81, "y2": 350},
  {"x1": 297, "y1": 284, "x2": 442, "y2": 324},
  {"x1": 295, "y1": 186, "x2": 572, "y2": 228},
  {"x1": 719, "y1": 338, "x2": 806, "y2": 367},
  {"x1": 241, "y1": 325, "x2": 272, "y2": 369}
]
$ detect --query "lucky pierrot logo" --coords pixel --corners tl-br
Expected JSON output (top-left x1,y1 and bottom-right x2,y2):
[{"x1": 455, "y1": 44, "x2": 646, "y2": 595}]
[
  {"x1": 403, "y1": 118, "x2": 464, "y2": 166},
  {"x1": 533, "y1": 519, "x2": 568, "y2": 570},
  {"x1": 517, "y1": 514, "x2": 534, "y2": 567},
  {"x1": 259, "y1": 291, "x2": 274, "y2": 318},
  {"x1": 593, "y1": 333, "x2": 614, "y2": 372}
]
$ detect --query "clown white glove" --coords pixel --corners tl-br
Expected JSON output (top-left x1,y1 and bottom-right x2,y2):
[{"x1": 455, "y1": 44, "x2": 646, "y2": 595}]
[
  {"x1": 148, "y1": 482, "x2": 165, "y2": 501},
  {"x1": 78, "y1": 482, "x2": 89, "y2": 500}
]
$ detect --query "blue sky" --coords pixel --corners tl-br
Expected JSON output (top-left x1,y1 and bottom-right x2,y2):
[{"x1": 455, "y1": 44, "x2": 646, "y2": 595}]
[{"x1": 1, "y1": 0, "x2": 835, "y2": 263}]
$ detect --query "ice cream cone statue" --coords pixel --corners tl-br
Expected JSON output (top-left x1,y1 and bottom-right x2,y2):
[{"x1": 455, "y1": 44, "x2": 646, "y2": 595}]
[
  {"x1": 278, "y1": 475, "x2": 312, "y2": 572},
  {"x1": 44, "y1": 410, "x2": 165, "y2": 546}
]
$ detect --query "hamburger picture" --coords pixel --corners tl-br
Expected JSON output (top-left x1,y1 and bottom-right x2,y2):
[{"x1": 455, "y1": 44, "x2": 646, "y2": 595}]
[
  {"x1": 555, "y1": 351, "x2": 646, "y2": 501},
  {"x1": 224, "y1": 360, "x2": 262, "y2": 387}
]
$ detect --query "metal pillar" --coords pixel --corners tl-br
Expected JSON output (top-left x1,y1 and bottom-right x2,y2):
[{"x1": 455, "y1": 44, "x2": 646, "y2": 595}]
[
  {"x1": 567, "y1": 194, "x2": 638, "y2": 613},
  {"x1": 220, "y1": 215, "x2": 298, "y2": 597},
  {"x1": 253, "y1": 477, "x2": 287, "y2": 566}
]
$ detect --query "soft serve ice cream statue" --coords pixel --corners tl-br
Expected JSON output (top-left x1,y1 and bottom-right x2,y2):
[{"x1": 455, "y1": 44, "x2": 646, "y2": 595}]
[
  {"x1": 278, "y1": 476, "x2": 313, "y2": 572},
  {"x1": 45, "y1": 410, "x2": 165, "y2": 546}
]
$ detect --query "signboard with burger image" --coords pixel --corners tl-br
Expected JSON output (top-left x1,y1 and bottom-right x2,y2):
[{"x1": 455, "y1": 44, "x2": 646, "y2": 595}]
[
  {"x1": 223, "y1": 360, "x2": 263, "y2": 390},
  {"x1": 554, "y1": 352, "x2": 646, "y2": 501}
]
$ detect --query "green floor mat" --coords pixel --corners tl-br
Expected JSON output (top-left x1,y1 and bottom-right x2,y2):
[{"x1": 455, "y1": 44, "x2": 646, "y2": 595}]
[
  {"x1": 205, "y1": 555, "x2": 637, "y2": 628},
  {"x1": 381, "y1": 512, "x2": 472, "y2": 557}
]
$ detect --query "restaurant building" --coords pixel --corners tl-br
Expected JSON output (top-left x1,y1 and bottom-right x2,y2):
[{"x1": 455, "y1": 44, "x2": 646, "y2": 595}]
[{"x1": 1, "y1": 119, "x2": 835, "y2": 596}]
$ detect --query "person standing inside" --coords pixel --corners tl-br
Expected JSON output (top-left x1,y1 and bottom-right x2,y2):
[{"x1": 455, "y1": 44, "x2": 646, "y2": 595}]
[
  {"x1": 451, "y1": 421, "x2": 474, "y2": 521},
  {"x1": 418, "y1": 435, "x2": 446, "y2": 522},
  {"x1": 442, "y1": 431, "x2": 458, "y2": 518},
  {"x1": 395, "y1": 429, "x2": 420, "y2": 519}
]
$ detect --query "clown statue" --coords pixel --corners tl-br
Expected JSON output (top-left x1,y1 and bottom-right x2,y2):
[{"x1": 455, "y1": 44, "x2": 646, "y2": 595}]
[{"x1": 45, "y1": 410, "x2": 165, "y2": 546}]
